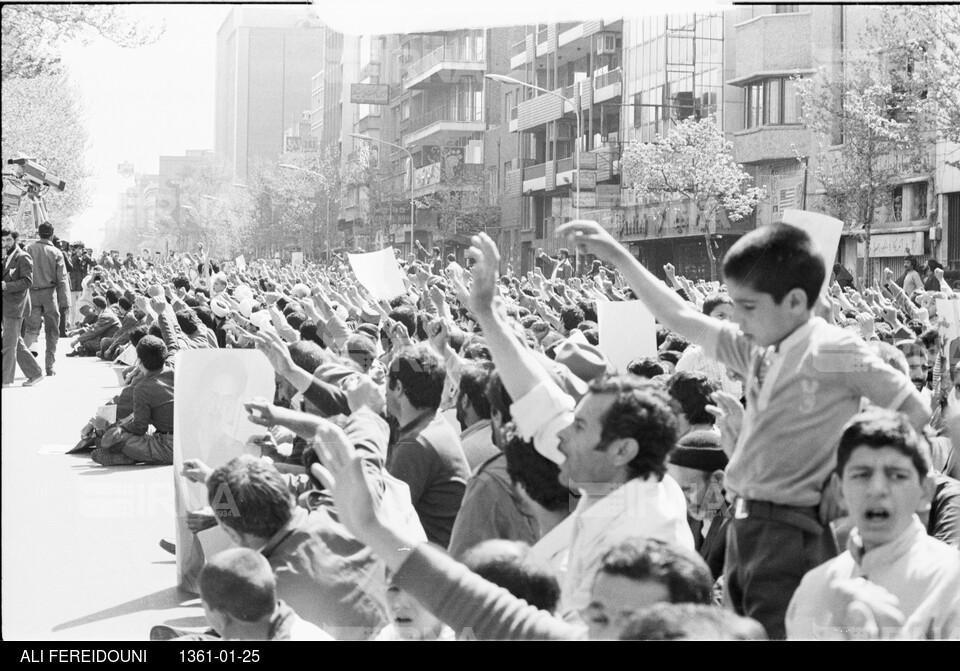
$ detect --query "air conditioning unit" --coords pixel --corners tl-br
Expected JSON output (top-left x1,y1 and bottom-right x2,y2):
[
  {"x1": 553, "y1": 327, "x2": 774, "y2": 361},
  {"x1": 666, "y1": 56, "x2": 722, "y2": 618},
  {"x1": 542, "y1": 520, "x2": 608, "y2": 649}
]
[{"x1": 596, "y1": 33, "x2": 619, "y2": 56}]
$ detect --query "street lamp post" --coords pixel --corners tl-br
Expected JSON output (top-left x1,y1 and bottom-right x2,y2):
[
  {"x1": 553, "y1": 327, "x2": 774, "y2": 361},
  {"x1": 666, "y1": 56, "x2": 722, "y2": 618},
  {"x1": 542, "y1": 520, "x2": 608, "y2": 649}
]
[
  {"x1": 350, "y1": 133, "x2": 415, "y2": 257},
  {"x1": 278, "y1": 163, "x2": 330, "y2": 261},
  {"x1": 485, "y1": 73, "x2": 582, "y2": 272}
]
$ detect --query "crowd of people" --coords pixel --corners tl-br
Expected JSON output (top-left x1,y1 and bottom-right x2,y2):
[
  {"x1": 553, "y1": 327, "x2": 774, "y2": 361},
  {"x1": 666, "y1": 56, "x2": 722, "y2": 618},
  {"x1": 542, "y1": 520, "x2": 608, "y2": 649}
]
[{"x1": 2, "y1": 217, "x2": 959, "y2": 641}]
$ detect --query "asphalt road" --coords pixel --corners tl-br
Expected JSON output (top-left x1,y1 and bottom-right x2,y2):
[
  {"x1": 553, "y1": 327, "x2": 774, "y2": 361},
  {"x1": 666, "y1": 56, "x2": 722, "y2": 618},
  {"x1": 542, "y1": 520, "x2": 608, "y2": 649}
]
[{"x1": 1, "y1": 337, "x2": 205, "y2": 641}]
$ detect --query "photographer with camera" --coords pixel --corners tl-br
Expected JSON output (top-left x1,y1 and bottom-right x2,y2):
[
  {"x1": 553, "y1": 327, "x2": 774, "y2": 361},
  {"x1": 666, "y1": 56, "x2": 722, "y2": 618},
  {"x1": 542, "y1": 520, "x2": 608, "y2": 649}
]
[{"x1": 24, "y1": 222, "x2": 68, "y2": 376}]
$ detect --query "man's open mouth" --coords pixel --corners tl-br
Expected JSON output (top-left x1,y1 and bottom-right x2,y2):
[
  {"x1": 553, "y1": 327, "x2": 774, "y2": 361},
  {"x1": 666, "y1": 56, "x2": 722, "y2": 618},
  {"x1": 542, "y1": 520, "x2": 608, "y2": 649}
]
[{"x1": 864, "y1": 508, "x2": 890, "y2": 521}]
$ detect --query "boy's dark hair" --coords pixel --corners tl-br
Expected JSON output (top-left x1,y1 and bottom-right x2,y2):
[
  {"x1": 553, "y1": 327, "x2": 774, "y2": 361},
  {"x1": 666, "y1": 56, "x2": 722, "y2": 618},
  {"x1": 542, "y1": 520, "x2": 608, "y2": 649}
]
[
  {"x1": 128, "y1": 324, "x2": 150, "y2": 348},
  {"x1": 503, "y1": 434, "x2": 569, "y2": 512},
  {"x1": 722, "y1": 223, "x2": 825, "y2": 307},
  {"x1": 199, "y1": 548, "x2": 276, "y2": 623},
  {"x1": 461, "y1": 540, "x2": 561, "y2": 613},
  {"x1": 136, "y1": 335, "x2": 167, "y2": 371},
  {"x1": 619, "y1": 603, "x2": 768, "y2": 641},
  {"x1": 589, "y1": 376, "x2": 680, "y2": 481},
  {"x1": 175, "y1": 309, "x2": 201, "y2": 335},
  {"x1": 666, "y1": 372, "x2": 719, "y2": 426},
  {"x1": 627, "y1": 357, "x2": 665, "y2": 379},
  {"x1": 206, "y1": 456, "x2": 294, "y2": 538},
  {"x1": 559, "y1": 305, "x2": 585, "y2": 332},
  {"x1": 702, "y1": 292, "x2": 733, "y2": 317},
  {"x1": 600, "y1": 538, "x2": 713, "y2": 606},
  {"x1": 457, "y1": 360, "x2": 495, "y2": 420},
  {"x1": 388, "y1": 343, "x2": 445, "y2": 410},
  {"x1": 388, "y1": 305, "x2": 417, "y2": 337},
  {"x1": 658, "y1": 350, "x2": 681, "y2": 366},
  {"x1": 837, "y1": 408, "x2": 931, "y2": 480}
]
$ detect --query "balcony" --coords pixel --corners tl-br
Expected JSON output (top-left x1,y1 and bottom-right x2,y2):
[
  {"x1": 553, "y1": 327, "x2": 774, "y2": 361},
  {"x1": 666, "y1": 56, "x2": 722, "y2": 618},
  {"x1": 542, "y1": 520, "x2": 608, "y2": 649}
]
[
  {"x1": 594, "y1": 68, "x2": 622, "y2": 104},
  {"x1": 522, "y1": 162, "x2": 547, "y2": 193},
  {"x1": 389, "y1": 83, "x2": 405, "y2": 101},
  {"x1": 404, "y1": 43, "x2": 486, "y2": 89},
  {"x1": 517, "y1": 91, "x2": 574, "y2": 132},
  {"x1": 403, "y1": 107, "x2": 485, "y2": 146},
  {"x1": 733, "y1": 125, "x2": 811, "y2": 164},
  {"x1": 729, "y1": 12, "x2": 816, "y2": 86}
]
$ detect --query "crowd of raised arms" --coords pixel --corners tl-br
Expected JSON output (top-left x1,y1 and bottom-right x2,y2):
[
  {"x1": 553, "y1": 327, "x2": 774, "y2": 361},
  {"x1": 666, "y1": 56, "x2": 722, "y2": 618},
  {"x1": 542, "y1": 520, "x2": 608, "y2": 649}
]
[{"x1": 2, "y1": 219, "x2": 958, "y2": 640}]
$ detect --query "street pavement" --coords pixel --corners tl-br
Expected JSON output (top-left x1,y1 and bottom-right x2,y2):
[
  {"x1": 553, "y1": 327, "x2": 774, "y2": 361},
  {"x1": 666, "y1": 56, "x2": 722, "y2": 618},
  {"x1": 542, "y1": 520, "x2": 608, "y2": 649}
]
[{"x1": 1, "y1": 337, "x2": 205, "y2": 641}]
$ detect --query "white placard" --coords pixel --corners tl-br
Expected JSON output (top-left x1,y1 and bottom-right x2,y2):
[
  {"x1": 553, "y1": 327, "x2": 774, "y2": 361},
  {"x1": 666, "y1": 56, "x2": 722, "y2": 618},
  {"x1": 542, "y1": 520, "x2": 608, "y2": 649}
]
[
  {"x1": 173, "y1": 350, "x2": 275, "y2": 593},
  {"x1": 780, "y1": 209, "x2": 844, "y2": 296},
  {"x1": 347, "y1": 248, "x2": 407, "y2": 301},
  {"x1": 291, "y1": 252, "x2": 304, "y2": 269},
  {"x1": 95, "y1": 405, "x2": 117, "y2": 424},
  {"x1": 596, "y1": 300, "x2": 658, "y2": 374},
  {"x1": 937, "y1": 298, "x2": 960, "y2": 343},
  {"x1": 116, "y1": 343, "x2": 138, "y2": 366},
  {"x1": 235, "y1": 255, "x2": 246, "y2": 272}
]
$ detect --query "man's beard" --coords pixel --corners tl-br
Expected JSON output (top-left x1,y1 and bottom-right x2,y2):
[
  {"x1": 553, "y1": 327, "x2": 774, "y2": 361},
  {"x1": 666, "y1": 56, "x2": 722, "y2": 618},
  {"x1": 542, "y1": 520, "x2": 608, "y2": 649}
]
[{"x1": 913, "y1": 379, "x2": 928, "y2": 392}]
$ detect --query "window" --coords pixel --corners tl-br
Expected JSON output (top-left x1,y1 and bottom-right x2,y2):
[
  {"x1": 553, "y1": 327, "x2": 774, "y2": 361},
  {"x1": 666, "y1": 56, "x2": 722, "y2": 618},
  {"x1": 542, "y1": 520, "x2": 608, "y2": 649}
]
[
  {"x1": 401, "y1": 99, "x2": 410, "y2": 121},
  {"x1": 892, "y1": 186, "x2": 903, "y2": 222},
  {"x1": 744, "y1": 77, "x2": 803, "y2": 128},
  {"x1": 913, "y1": 182, "x2": 928, "y2": 220}
]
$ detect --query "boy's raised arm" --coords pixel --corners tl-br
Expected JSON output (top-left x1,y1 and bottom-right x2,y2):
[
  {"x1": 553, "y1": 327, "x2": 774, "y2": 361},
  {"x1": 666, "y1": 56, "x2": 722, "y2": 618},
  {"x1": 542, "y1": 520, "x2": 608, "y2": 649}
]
[{"x1": 556, "y1": 220, "x2": 723, "y2": 348}]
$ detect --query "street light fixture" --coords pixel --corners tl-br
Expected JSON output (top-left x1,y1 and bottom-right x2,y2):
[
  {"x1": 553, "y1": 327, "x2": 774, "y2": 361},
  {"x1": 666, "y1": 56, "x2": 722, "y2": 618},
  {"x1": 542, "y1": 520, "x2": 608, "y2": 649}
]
[
  {"x1": 349, "y1": 133, "x2": 415, "y2": 256},
  {"x1": 485, "y1": 73, "x2": 582, "y2": 270}
]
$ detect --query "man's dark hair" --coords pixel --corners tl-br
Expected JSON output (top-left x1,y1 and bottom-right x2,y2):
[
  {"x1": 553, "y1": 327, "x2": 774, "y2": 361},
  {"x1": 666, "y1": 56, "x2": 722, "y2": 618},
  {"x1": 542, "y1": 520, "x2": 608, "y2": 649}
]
[
  {"x1": 389, "y1": 305, "x2": 417, "y2": 337},
  {"x1": 92, "y1": 296, "x2": 107, "y2": 310},
  {"x1": 559, "y1": 305, "x2": 585, "y2": 333},
  {"x1": 837, "y1": 408, "x2": 931, "y2": 480},
  {"x1": 658, "y1": 350, "x2": 681, "y2": 367},
  {"x1": 299, "y1": 320, "x2": 326, "y2": 348},
  {"x1": 558, "y1": 248, "x2": 570, "y2": 260},
  {"x1": 702, "y1": 292, "x2": 733, "y2": 317},
  {"x1": 104, "y1": 289, "x2": 119, "y2": 305},
  {"x1": 461, "y1": 540, "x2": 561, "y2": 613},
  {"x1": 206, "y1": 456, "x2": 294, "y2": 538},
  {"x1": 599, "y1": 538, "x2": 713, "y2": 606},
  {"x1": 194, "y1": 305, "x2": 216, "y2": 331},
  {"x1": 588, "y1": 376, "x2": 680, "y2": 481},
  {"x1": 288, "y1": 340, "x2": 326, "y2": 374},
  {"x1": 172, "y1": 275, "x2": 192, "y2": 291},
  {"x1": 199, "y1": 548, "x2": 276, "y2": 623},
  {"x1": 462, "y1": 340, "x2": 491, "y2": 361},
  {"x1": 117, "y1": 297, "x2": 132, "y2": 312},
  {"x1": 660, "y1": 333, "x2": 689, "y2": 354},
  {"x1": 345, "y1": 334, "x2": 377, "y2": 372},
  {"x1": 457, "y1": 361, "x2": 495, "y2": 421},
  {"x1": 486, "y1": 370, "x2": 513, "y2": 423},
  {"x1": 627, "y1": 357, "x2": 665, "y2": 379},
  {"x1": 446, "y1": 253, "x2": 456, "y2": 263},
  {"x1": 148, "y1": 324, "x2": 163, "y2": 338},
  {"x1": 128, "y1": 324, "x2": 150, "y2": 348},
  {"x1": 619, "y1": 603, "x2": 768, "y2": 641},
  {"x1": 666, "y1": 372, "x2": 719, "y2": 427},
  {"x1": 577, "y1": 300, "x2": 597, "y2": 323},
  {"x1": 285, "y1": 311, "x2": 306, "y2": 332},
  {"x1": 388, "y1": 343, "x2": 445, "y2": 410},
  {"x1": 504, "y1": 434, "x2": 569, "y2": 512},
  {"x1": 722, "y1": 223, "x2": 825, "y2": 307},
  {"x1": 0, "y1": 227, "x2": 11, "y2": 238},
  {"x1": 136, "y1": 335, "x2": 167, "y2": 371},
  {"x1": 175, "y1": 309, "x2": 201, "y2": 335}
]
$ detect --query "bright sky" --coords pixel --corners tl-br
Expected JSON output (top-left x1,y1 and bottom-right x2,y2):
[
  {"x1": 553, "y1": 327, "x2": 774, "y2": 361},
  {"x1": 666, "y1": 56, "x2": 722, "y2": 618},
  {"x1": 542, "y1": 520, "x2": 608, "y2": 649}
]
[
  {"x1": 59, "y1": 0, "x2": 729, "y2": 248},
  {"x1": 62, "y1": 4, "x2": 231, "y2": 246}
]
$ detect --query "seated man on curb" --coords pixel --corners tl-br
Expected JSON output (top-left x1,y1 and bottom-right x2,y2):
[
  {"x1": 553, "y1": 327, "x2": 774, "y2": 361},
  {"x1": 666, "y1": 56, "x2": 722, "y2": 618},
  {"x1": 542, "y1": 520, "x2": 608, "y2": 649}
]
[
  {"x1": 90, "y1": 335, "x2": 175, "y2": 466},
  {"x1": 68, "y1": 295, "x2": 121, "y2": 356},
  {"x1": 170, "y1": 548, "x2": 333, "y2": 641},
  {"x1": 786, "y1": 409, "x2": 960, "y2": 639}
]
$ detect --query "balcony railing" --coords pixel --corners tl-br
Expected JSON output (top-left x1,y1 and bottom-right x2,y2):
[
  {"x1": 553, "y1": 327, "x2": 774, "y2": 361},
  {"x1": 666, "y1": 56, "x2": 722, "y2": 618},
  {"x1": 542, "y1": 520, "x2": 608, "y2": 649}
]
[
  {"x1": 406, "y1": 43, "x2": 485, "y2": 82},
  {"x1": 594, "y1": 68, "x2": 622, "y2": 89},
  {"x1": 407, "y1": 106, "x2": 482, "y2": 133},
  {"x1": 511, "y1": 38, "x2": 527, "y2": 57},
  {"x1": 556, "y1": 157, "x2": 574, "y2": 174},
  {"x1": 524, "y1": 162, "x2": 547, "y2": 180},
  {"x1": 389, "y1": 83, "x2": 404, "y2": 101}
]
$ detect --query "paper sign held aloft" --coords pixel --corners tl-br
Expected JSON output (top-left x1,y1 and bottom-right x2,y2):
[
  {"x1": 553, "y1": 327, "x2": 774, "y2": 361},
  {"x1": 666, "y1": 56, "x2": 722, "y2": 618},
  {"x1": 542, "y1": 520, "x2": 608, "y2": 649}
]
[
  {"x1": 291, "y1": 252, "x2": 304, "y2": 269},
  {"x1": 235, "y1": 255, "x2": 246, "y2": 272},
  {"x1": 781, "y1": 209, "x2": 844, "y2": 296},
  {"x1": 937, "y1": 297, "x2": 960, "y2": 343},
  {"x1": 348, "y1": 248, "x2": 407, "y2": 302},
  {"x1": 596, "y1": 300, "x2": 657, "y2": 374},
  {"x1": 116, "y1": 343, "x2": 138, "y2": 366}
]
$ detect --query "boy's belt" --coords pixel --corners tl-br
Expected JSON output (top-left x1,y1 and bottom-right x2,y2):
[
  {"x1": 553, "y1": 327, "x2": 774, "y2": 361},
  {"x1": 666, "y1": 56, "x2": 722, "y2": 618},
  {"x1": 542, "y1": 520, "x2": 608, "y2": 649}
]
[{"x1": 733, "y1": 499, "x2": 824, "y2": 535}]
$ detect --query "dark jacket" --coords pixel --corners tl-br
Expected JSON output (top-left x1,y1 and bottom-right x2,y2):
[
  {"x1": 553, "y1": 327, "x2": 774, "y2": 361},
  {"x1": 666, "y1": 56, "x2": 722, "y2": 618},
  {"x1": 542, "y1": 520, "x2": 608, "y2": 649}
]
[{"x1": 2, "y1": 246, "x2": 34, "y2": 319}]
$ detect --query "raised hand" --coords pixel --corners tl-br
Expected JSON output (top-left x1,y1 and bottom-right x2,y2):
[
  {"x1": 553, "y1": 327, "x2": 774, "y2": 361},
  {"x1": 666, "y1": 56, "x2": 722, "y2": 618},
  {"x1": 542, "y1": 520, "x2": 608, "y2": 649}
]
[
  {"x1": 883, "y1": 267, "x2": 895, "y2": 285},
  {"x1": 249, "y1": 327, "x2": 295, "y2": 377},
  {"x1": 341, "y1": 373, "x2": 386, "y2": 415},
  {"x1": 857, "y1": 312, "x2": 876, "y2": 339},
  {"x1": 181, "y1": 458, "x2": 213, "y2": 484},
  {"x1": 663, "y1": 263, "x2": 676, "y2": 280},
  {"x1": 705, "y1": 391, "x2": 744, "y2": 458},
  {"x1": 555, "y1": 219, "x2": 623, "y2": 262},
  {"x1": 464, "y1": 233, "x2": 500, "y2": 317},
  {"x1": 243, "y1": 397, "x2": 281, "y2": 428}
]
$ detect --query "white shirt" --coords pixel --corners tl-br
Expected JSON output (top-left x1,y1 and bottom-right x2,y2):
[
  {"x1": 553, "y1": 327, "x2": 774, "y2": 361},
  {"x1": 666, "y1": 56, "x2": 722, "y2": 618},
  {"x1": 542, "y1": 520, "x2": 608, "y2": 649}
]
[
  {"x1": 560, "y1": 475, "x2": 695, "y2": 616},
  {"x1": 675, "y1": 344, "x2": 743, "y2": 399},
  {"x1": 529, "y1": 514, "x2": 576, "y2": 585},
  {"x1": 786, "y1": 517, "x2": 960, "y2": 639}
]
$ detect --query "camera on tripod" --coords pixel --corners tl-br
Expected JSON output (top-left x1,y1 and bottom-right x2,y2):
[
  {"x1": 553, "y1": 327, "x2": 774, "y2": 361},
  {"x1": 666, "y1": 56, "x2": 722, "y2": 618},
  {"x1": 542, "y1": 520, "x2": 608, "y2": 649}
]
[{"x1": 2, "y1": 154, "x2": 67, "y2": 229}]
